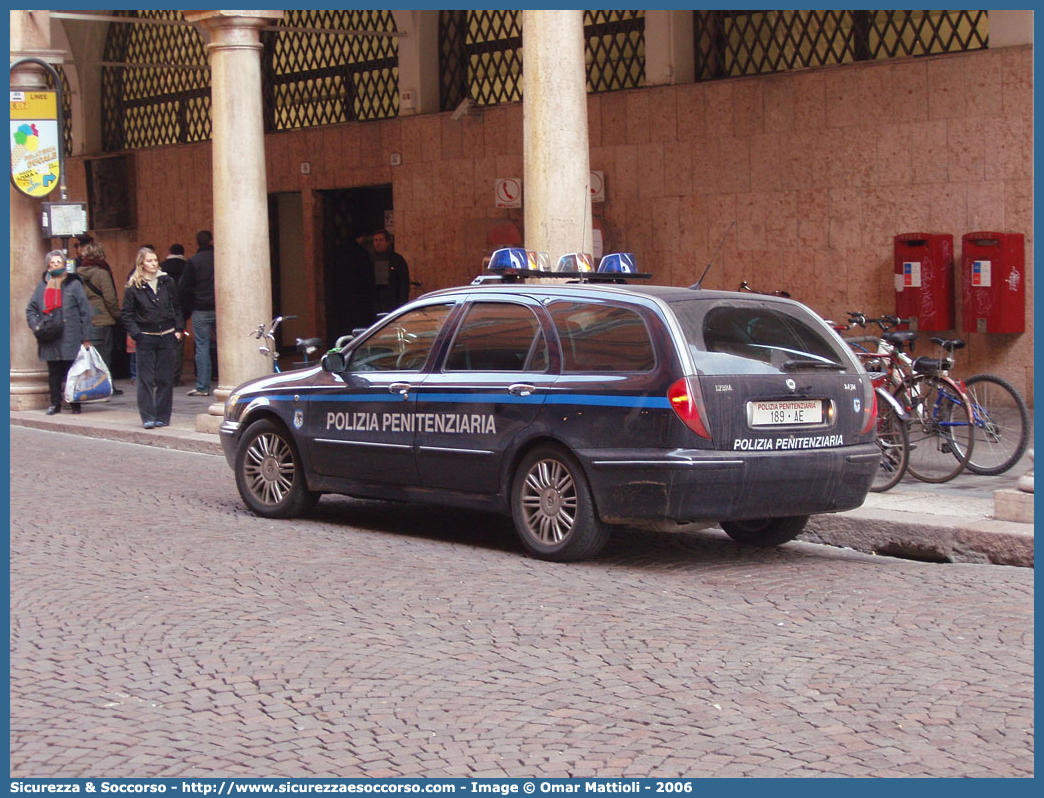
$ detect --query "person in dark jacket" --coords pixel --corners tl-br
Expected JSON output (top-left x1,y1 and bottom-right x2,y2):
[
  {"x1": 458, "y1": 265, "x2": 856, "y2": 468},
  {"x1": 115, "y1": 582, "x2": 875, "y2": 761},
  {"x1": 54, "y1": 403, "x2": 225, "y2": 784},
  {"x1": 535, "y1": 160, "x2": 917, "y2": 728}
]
[
  {"x1": 76, "y1": 241, "x2": 123, "y2": 396},
  {"x1": 326, "y1": 226, "x2": 375, "y2": 343},
  {"x1": 159, "y1": 242, "x2": 188, "y2": 283},
  {"x1": 122, "y1": 247, "x2": 185, "y2": 429},
  {"x1": 25, "y1": 250, "x2": 94, "y2": 415},
  {"x1": 159, "y1": 243, "x2": 189, "y2": 385},
  {"x1": 370, "y1": 229, "x2": 411, "y2": 315},
  {"x1": 178, "y1": 230, "x2": 216, "y2": 396}
]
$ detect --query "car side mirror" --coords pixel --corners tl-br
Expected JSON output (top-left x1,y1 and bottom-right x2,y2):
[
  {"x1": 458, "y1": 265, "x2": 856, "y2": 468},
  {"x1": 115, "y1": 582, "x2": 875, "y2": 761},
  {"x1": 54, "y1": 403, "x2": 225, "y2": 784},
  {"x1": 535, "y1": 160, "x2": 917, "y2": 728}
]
[{"x1": 321, "y1": 351, "x2": 347, "y2": 373}]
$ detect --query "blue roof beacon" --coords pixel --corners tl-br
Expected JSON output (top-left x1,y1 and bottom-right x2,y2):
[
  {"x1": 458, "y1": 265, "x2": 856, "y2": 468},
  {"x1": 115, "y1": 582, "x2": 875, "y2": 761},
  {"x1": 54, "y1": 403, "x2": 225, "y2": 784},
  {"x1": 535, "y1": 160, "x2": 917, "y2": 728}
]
[
  {"x1": 486, "y1": 247, "x2": 529, "y2": 270},
  {"x1": 597, "y1": 252, "x2": 636, "y2": 273}
]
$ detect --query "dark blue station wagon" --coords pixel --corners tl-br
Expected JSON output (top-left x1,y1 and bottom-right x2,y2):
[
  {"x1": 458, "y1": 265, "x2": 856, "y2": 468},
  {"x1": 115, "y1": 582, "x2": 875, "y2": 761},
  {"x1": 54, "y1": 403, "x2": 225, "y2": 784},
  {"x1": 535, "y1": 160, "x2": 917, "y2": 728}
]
[{"x1": 221, "y1": 280, "x2": 880, "y2": 561}]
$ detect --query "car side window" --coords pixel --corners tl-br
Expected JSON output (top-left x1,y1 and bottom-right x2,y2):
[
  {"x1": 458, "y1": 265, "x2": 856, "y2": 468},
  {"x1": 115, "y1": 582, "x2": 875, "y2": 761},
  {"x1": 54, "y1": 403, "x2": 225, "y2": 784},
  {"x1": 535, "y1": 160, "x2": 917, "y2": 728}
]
[
  {"x1": 548, "y1": 301, "x2": 656, "y2": 372},
  {"x1": 444, "y1": 302, "x2": 548, "y2": 372},
  {"x1": 348, "y1": 304, "x2": 453, "y2": 372}
]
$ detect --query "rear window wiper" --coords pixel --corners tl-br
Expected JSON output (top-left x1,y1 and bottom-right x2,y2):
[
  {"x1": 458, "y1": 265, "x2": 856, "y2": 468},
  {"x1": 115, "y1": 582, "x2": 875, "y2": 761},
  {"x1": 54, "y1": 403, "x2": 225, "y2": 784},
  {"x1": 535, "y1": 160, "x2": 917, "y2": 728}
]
[{"x1": 781, "y1": 358, "x2": 845, "y2": 371}]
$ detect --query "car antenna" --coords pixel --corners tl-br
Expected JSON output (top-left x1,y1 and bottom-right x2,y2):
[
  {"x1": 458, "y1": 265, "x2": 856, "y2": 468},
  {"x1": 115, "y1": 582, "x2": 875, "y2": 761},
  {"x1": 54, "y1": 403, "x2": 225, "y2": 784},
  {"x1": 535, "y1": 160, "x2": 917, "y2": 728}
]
[
  {"x1": 581, "y1": 182, "x2": 589, "y2": 275},
  {"x1": 690, "y1": 220, "x2": 735, "y2": 290}
]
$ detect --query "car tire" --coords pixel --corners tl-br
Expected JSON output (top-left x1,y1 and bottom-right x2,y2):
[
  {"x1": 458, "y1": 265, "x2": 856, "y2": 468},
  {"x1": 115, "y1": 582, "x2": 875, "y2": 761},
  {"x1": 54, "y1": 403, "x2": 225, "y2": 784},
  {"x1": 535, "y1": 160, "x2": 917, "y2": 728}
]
[
  {"x1": 720, "y1": 515, "x2": 809, "y2": 547},
  {"x1": 511, "y1": 445, "x2": 609, "y2": 562},
  {"x1": 235, "y1": 418, "x2": 320, "y2": 518}
]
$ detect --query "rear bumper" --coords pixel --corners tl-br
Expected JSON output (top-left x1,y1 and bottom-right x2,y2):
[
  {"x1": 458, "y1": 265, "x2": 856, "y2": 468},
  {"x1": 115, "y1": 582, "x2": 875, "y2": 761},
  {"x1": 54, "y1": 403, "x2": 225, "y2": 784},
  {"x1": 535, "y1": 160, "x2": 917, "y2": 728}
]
[{"x1": 582, "y1": 443, "x2": 879, "y2": 524}]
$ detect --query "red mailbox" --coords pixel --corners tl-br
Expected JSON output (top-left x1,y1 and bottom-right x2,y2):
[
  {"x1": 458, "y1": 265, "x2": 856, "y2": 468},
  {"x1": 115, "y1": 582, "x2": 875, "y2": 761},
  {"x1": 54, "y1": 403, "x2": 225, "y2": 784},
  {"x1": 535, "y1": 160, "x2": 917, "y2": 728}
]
[
  {"x1": 961, "y1": 232, "x2": 1025, "y2": 333},
  {"x1": 894, "y1": 233, "x2": 954, "y2": 331}
]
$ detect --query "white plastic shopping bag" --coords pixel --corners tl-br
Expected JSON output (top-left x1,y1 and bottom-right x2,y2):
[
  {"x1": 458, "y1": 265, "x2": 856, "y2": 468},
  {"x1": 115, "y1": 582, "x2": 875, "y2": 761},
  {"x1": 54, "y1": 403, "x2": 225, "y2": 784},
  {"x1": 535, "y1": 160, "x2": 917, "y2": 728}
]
[{"x1": 64, "y1": 345, "x2": 113, "y2": 404}]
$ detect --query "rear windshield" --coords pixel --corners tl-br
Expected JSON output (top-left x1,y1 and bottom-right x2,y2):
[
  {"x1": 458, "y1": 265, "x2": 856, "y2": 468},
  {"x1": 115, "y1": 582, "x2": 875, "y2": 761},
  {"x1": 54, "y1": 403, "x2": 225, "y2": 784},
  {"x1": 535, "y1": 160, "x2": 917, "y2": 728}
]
[{"x1": 669, "y1": 299, "x2": 856, "y2": 376}]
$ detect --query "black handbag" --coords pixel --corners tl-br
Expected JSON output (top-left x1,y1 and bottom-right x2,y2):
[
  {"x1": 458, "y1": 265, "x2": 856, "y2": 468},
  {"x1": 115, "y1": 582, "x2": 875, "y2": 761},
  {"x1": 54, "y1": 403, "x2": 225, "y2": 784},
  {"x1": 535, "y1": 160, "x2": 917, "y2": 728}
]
[{"x1": 32, "y1": 310, "x2": 64, "y2": 343}]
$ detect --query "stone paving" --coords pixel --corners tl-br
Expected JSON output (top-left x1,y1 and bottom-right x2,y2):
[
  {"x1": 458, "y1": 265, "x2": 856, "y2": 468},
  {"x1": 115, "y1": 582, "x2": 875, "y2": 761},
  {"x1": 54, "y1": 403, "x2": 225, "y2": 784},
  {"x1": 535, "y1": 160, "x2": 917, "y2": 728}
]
[
  {"x1": 10, "y1": 379, "x2": 1034, "y2": 566},
  {"x1": 9, "y1": 427, "x2": 1034, "y2": 778}
]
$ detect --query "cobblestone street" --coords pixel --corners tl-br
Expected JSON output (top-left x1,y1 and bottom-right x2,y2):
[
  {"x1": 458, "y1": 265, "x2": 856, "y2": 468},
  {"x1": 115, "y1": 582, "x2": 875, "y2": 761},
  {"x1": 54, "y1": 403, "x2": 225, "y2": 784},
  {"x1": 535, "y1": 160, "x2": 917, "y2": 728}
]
[{"x1": 10, "y1": 427, "x2": 1034, "y2": 778}]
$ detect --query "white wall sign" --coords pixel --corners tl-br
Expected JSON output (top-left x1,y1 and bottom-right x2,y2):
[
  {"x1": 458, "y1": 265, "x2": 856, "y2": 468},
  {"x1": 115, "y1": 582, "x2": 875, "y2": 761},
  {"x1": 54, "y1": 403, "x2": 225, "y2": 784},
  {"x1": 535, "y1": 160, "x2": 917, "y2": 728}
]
[
  {"x1": 495, "y1": 177, "x2": 522, "y2": 208},
  {"x1": 592, "y1": 228, "x2": 603, "y2": 259},
  {"x1": 590, "y1": 170, "x2": 605, "y2": 203}
]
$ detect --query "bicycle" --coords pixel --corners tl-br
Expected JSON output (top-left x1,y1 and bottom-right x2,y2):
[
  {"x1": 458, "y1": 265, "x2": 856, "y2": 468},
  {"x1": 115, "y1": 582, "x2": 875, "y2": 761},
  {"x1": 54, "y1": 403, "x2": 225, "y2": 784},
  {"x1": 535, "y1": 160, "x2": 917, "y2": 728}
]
[
  {"x1": 925, "y1": 337, "x2": 1030, "y2": 476},
  {"x1": 845, "y1": 312, "x2": 1030, "y2": 477},
  {"x1": 853, "y1": 350, "x2": 911, "y2": 492},
  {"x1": 250, "y1": 314, "x2": 323, "y2": 373},
  {"x1": 844, "y1": 313, "x2": 974, "y2": 484}
]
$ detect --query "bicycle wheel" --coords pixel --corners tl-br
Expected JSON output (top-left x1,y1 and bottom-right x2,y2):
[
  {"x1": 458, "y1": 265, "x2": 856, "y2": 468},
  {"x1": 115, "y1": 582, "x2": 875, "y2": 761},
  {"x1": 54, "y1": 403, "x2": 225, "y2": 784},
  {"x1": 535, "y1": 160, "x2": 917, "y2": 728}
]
[
  {"x1": 870, "y1": 399, "x2": 909, "y2": 492},
  {"x1": 953, "y1": 374, "x2": 1030, "y2": 475},
  {"x1": 902, "y1": 375, "x2": 974, "y2": 483}
]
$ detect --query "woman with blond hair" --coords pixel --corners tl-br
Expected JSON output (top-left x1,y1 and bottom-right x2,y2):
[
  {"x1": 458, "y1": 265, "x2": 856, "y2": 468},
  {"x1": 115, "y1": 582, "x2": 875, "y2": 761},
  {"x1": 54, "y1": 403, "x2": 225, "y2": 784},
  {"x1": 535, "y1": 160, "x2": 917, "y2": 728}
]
[{"x1": 121, "y1": 247, "x2": 184, "y2": 429}]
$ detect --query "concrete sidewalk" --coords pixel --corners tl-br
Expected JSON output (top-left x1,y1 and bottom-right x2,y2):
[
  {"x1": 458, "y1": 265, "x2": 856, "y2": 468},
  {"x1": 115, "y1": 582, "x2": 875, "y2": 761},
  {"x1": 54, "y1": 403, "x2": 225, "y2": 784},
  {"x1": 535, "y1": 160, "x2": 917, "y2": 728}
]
[{"x1": 9, "y1": 377, "x2": 1035, "y2": 567}]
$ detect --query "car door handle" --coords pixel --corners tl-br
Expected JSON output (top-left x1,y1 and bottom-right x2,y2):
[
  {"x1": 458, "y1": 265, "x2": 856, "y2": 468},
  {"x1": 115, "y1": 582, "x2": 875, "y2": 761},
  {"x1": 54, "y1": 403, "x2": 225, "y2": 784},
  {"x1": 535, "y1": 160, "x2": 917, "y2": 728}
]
[
  {"x1": 389, "y1": 382, "x2": 411, "y2": 398},
  {"x1": 509, "y1": 383, "x2": 537, "y2": 397}
]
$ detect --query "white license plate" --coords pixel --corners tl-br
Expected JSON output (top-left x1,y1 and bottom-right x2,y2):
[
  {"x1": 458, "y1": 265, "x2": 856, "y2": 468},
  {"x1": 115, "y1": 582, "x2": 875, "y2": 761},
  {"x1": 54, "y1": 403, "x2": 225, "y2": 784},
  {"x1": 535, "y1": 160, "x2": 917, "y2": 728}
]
[{"x1": 750, "y1": 399, "x2": 823, "y2": 426}]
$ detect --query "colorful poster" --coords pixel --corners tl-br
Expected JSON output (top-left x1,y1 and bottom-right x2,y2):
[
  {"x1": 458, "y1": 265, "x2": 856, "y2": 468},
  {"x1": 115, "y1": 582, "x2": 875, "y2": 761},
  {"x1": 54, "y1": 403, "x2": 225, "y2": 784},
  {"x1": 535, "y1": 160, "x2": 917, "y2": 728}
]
[{"x1": 10, "y1": 90, "x2": 61, "y2": 198}]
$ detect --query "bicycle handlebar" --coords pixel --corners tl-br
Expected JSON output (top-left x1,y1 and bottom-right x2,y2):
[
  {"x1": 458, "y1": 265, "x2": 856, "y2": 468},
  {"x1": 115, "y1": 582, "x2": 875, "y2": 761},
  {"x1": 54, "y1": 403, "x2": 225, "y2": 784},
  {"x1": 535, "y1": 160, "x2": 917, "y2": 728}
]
[
  {"x1": 251, "y1": 314, "x2": 300, "y2": 342},
  {"x1": 845, "y1": 311, "x2": 910, "y2": 331}
]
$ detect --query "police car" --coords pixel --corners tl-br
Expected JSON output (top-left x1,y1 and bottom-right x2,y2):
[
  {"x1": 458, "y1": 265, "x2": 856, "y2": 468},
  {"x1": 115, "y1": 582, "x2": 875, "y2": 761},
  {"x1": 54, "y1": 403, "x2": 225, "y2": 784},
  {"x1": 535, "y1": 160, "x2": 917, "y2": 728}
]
[{"x1": 221, "y1": 249, "x2": 879, "y2": 562}]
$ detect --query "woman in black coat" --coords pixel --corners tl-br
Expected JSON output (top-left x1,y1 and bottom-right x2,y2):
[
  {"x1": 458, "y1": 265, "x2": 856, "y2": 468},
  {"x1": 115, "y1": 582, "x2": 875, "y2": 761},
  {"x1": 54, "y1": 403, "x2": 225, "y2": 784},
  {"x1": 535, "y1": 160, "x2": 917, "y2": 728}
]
[
  {"x1": 122, "y1": 247, "x2": 185, "y2": 429},
  {"x1": 25, "y1": 250, "x2": 94, "y2": 414}
]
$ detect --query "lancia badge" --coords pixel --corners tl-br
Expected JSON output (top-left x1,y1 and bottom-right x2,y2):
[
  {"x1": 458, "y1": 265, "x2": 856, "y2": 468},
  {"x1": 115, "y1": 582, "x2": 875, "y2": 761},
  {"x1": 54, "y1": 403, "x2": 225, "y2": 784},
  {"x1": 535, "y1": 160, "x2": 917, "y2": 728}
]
[
  {"x1": 293, "y1": 409, "x2": 304, "y2": 429},
  {"x1": 785, "y1": 379, "x2": 796, "y2": 391}
]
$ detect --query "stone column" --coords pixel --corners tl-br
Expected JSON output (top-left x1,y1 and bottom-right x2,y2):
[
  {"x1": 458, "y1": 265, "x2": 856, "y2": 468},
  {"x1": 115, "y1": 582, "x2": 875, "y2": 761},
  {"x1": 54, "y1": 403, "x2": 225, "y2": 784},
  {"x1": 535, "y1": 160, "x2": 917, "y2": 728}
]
[
  {"x1": 10, "y1": 10, "x2": 64, "y2": 410},
  {"x1": 185, "y1": 10, "x2": 283, "y2": 430},
  {"x1": 522, "y1": 11, "x2": 593, "y2": 267}
]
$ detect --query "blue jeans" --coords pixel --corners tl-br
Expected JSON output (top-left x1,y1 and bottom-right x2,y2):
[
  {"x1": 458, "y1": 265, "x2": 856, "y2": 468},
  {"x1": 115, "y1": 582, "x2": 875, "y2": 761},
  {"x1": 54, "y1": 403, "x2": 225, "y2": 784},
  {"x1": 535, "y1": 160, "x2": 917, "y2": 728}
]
[{"x1": 191, "y1": 310, "x2": 216, "y2": 392}]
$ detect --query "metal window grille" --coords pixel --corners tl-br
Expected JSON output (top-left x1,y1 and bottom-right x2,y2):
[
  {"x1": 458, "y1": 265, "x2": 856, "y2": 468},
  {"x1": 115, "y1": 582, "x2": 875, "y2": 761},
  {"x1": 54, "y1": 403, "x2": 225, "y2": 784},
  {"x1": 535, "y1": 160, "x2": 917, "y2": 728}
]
[
  {"x1": 695, "y1": 10, "x2": 988, "y2": 80},
  {"x1": 585, "y1": 11, "x2": 645, "y2": 93},
  {"x1": 101, "y1": 10, "x2": 210, "y2": 151},
  {"x1": 439, "y1": 10, "x2": 645, "y2": 111},
  {"x1": 262, "y1": 10, "x2": 399, "y2": 130},
  {"x1": 439, "y1": 10, "x2": 523, "y2": 110},
  {"x1": 439, "y1": 11, "x2": 469, "y2": 112},
  {"x1": 101, "y1": 10, "x2": 398, "y2": 151},
  {"x1": 45, "y1": 66, "x2": 73, "y2": 157}
]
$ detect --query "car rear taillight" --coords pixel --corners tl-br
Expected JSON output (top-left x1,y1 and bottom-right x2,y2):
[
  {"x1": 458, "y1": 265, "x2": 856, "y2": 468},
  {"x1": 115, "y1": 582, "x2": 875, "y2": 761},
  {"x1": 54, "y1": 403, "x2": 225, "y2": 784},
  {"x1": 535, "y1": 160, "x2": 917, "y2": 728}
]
[
  {"x1": 668, "y1": 377, "x2": 711, "y2": 439},
  {"x1": 860, "y1": 386, "x2": 878, "y2": 435}
]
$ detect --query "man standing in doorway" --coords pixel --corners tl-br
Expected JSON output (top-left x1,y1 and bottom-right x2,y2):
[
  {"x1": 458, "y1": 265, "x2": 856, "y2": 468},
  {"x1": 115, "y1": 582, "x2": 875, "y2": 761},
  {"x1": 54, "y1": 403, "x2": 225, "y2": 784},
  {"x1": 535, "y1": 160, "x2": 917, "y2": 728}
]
[
  {"x1": 346, "y1": 225, "x2": 375, "y2": 330},
  {"x1": 371, "y1": 229, "x2": 410, "y2": 315},
  {"x1": 179, "y1": 230, "x2": 216, "y2": 397},
  {"x1": 160, "y1": 243, "x2": 189, "y2": 385}
]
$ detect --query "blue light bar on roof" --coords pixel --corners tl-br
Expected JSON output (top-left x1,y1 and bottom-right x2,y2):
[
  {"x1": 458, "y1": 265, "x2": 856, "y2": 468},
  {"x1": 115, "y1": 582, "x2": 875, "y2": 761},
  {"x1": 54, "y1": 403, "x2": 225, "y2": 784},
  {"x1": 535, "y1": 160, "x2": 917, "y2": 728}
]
[
  {"x1": 597, "y1": 252, "x2": 637, "y2": 273},
  {"x1": 487, "y1": 248, "x2": 551, "y2": 271}
]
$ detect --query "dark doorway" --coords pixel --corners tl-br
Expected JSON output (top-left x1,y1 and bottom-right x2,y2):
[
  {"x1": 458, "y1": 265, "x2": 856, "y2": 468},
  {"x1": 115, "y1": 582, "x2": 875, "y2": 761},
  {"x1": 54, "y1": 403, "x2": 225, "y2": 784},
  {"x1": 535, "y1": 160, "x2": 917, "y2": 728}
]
[{"x1": 322, "y1": 185, "x2": 392, "y2": 344}]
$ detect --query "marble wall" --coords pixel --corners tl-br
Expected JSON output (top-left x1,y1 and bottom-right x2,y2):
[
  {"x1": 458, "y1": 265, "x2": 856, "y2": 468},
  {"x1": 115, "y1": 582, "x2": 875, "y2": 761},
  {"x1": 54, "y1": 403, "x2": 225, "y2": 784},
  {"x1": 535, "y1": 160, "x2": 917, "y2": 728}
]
[{"x1": 63, "y1": 45, "x2": 1034, "y2": 402}]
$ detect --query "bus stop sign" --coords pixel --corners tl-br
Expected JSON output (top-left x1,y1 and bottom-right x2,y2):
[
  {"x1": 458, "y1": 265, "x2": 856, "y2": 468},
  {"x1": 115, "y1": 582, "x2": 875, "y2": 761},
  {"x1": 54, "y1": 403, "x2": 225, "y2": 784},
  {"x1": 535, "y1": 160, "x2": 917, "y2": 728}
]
[{"x1": 10, "y1": 90, "x2": 61, "y2": 198}]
